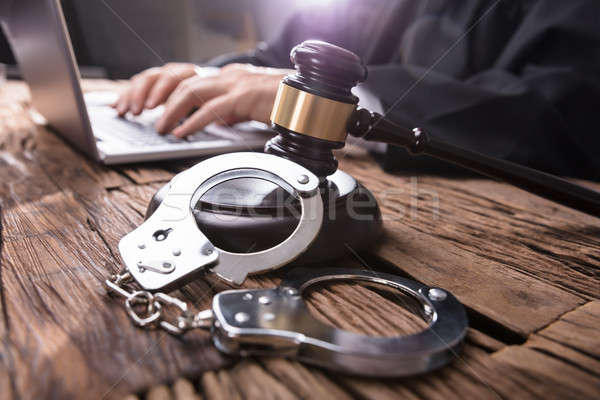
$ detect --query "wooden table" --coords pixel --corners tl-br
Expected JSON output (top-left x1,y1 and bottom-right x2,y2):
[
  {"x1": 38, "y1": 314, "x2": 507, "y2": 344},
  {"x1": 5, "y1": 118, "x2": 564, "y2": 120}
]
[{"x1": 1, "y1": 80, "x2": 599, "y2": 399}]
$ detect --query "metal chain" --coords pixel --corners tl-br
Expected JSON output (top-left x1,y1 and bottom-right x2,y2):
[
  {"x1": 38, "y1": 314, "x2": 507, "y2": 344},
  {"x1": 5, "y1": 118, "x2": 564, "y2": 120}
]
[{"x1": 105, "y1": 270, "x2": 213, "y2": 335}]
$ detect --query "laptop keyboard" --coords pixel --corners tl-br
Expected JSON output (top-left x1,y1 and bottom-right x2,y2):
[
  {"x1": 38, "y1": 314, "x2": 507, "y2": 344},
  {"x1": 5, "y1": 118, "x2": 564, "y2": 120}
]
[
  {"x1": 90, "y1": 108, "x2": 221, "y2": 146},
  {"x1": 85, "y1": 98, "x2": 273, "y2": 153}
]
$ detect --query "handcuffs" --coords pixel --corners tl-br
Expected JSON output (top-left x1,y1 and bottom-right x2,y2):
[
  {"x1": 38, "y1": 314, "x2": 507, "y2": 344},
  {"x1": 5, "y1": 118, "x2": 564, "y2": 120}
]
[
  {"x1": 106, "y1": 152, "x2": 468, "y2": 377},
  {"x1": 118, "y1": 152, "x2": 323, "y2": 288}
]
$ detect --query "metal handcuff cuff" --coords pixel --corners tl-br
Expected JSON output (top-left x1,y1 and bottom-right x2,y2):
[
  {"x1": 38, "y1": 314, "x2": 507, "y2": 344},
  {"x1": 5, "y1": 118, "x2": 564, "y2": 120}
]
[{"x1": 105, "y1": 152, "x2": 468, "y2": 377}]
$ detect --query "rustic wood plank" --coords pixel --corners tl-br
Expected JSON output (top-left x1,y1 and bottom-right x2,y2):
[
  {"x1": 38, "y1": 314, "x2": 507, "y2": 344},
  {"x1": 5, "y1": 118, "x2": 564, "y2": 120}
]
[
  {"x1": 0, "y1": 203, "x2": 17, "y2": 400},
  {"x1": 525, "y1": 335, "x2": 600, "y2": 379},
  {"x1": 464, "y1": 328, "x2": 505, "y2": 353},
  {"x1": 1, "y1": 194, "x2": 225, "y2": 397},
  {"x1": 258, "y1": 358, "x2": 354, "y2": 400},
  {"x1": 535, "y1": 301, "x2": 600, "y2": 359},
  {"x1": 146, "y1": 384, "x2": 173, "y2": 400},
  {"x1": 201, "y1": 370, "x2": 243, "y2": 400},
  {"x1": 117, "y1": 164, "x2": 175, "y2": 185},
  {"x1": 522, "y1": 301, "x2": 600, "y2": 378},
  {"x1": 172, "y1": 378, "x2": 202, "y2": 400},
  {"x1": 0, "y1": 127, "x2": 229, "y2": 398},
  {"x1": 224, "y1": 360, "x2": 300, "y2": 400},
  {"x1": 336, "y1": 344, "x2": 594, "y2": 400},
  {"x1": 493, "y1": 347, "x2": 598, "y2": 399},
  {"x1": 491, "y1": 301, "x2": 600, "y2": 399},
  {"x1": 338, "y1": 147, "x2": 596, "y2": 336},
  {"x1": 1, "y1": 157, "x2": 128, "y2": 398},
  {"x1": 3, "y1": 80, "x2": 600, "y2": 399},
  {"x1": 114, "y1": 182, "x2": 166, "y2": 217},
  {"x1": 342, "y1": 147, "x2": 600, "y2": 300}
]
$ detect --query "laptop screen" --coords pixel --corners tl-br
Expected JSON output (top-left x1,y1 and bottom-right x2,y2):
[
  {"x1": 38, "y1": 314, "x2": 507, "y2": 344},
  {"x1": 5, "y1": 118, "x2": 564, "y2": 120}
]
[{"x1": 1, "y1": 0, "x2": 99, "y2": 159}]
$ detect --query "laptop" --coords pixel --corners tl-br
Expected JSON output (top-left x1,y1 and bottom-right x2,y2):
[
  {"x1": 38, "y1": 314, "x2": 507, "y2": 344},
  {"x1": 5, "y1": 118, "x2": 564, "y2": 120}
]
[{"x1": 0, "y1": 0, "x2": 271, "y2": 164}]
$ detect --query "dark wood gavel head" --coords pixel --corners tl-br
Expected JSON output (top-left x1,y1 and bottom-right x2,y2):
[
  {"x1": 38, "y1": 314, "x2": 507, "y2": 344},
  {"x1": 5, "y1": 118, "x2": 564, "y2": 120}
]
[{"x1": 265, "y1": 40, "x2": 367, "y2": 179}]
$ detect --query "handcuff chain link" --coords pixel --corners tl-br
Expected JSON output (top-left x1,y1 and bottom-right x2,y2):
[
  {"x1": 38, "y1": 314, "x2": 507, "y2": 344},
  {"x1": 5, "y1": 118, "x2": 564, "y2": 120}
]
[{"x1": 105, "y1": 270, "x2": 213, "y2": 335}]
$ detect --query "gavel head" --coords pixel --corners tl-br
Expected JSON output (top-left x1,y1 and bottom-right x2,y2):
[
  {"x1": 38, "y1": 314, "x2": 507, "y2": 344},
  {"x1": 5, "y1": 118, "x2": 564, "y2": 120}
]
[{"x1": 265, "y1": 40, "x2": 367, "y2": 179}]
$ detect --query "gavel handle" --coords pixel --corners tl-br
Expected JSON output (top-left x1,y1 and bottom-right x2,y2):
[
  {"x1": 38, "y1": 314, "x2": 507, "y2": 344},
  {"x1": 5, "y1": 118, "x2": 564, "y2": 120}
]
[{"x1": 348, "y1": 108, "x2": 600, "y2": 218}]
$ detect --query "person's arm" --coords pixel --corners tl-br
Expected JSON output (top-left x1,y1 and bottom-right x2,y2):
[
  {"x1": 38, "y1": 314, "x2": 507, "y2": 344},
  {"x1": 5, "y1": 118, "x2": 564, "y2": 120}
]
[
  {"x1": 361, "y1": 0, "x2": 600, "y2": 178},
  {"x1": 112, "y1": 3, "x2": 371, "y2": 128},
  {"x1": 110, "y1": 8, "x2": 318, "y2": 119},
  {"x1": 150, "y1": 4, "x2": 374, "y2": 136},
  {"x1": 362, "y1": 64, "x2": 600, "y2": 178}
]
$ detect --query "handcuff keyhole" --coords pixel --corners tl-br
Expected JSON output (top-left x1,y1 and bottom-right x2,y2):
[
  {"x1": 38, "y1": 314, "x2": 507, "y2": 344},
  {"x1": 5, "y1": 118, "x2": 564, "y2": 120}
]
[{"x1": 153, "y1": 228, "x2": 172, "y2": 242}]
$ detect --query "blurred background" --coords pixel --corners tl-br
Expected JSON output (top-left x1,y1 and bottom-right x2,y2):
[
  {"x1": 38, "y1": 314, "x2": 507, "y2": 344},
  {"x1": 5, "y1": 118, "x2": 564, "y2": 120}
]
[{"x1": 0, "y1": 0, "x2": 315, "y2": 79}]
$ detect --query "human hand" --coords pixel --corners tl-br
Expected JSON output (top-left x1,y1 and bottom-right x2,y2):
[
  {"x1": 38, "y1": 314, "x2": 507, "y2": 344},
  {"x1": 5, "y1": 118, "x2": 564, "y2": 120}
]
[
  {"x1": 112, "y1": 63, "x2": 200, "y2": 116},
  {"x1": 154, "y1": 64, "x2": 291, "y2": 137}
]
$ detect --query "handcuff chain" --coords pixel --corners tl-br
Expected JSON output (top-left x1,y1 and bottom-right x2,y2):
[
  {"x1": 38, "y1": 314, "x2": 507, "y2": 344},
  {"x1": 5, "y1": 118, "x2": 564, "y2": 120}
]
[{"x1": 105, "y1": 270, "x2": 213, "y2": 335}]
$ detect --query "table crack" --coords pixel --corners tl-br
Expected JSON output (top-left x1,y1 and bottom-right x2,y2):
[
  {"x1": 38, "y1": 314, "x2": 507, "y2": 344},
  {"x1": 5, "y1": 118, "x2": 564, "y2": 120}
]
[{"x1": 85, "y1": 215, "x2": 119, "y2": 266}]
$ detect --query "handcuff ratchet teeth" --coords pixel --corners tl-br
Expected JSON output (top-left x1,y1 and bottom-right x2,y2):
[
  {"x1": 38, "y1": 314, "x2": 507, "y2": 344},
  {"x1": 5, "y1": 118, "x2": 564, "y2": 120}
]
[
  {"x1": 210, "y1": 267, "x2": 468, "y2": 377},
  {"x1": 118, "y1": 152, "x2": 323, "y2": 290}
]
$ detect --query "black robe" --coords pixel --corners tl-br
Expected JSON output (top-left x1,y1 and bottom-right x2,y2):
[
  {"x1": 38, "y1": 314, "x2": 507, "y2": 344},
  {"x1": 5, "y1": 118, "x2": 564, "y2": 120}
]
[{"x1": 208, "y1": 0, "x2": 600, "y2": 179}]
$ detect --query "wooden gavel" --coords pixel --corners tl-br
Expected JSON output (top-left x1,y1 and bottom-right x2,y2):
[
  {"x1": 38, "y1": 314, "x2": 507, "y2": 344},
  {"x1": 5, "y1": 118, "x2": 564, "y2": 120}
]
[{"x1": 265, "y1": 40, "x2": 600, "y2": 218}]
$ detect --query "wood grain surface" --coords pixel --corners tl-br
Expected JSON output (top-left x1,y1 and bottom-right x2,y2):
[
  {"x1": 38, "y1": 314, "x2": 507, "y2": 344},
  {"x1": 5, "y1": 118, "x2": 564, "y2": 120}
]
[{"x1": 0, "y1": 80, "x2": 599, "y2": 399}]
